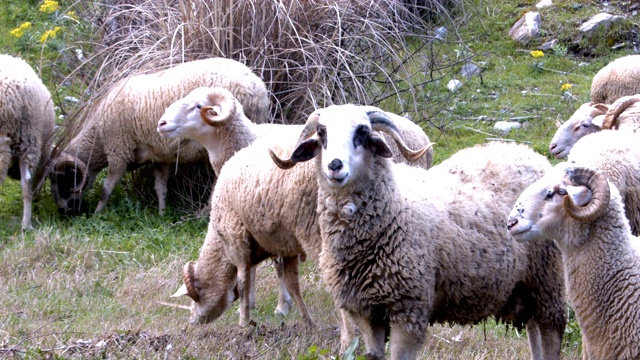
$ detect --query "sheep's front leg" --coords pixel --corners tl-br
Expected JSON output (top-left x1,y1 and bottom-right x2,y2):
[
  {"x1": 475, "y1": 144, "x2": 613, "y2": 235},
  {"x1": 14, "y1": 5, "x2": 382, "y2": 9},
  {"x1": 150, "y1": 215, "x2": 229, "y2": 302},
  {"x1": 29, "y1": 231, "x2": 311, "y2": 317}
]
[
  {"x1": 95, "y1": 162, "x2": 127, "y2": 213},
  {"x1": 389, "y1": 323, "x2": 422, "y2": 360},
  {"x1": 339, "y1": 309, "x2": 357, "y2": 353},
  {"x1": 282, "y1": 256, "x2": 315, "y2": 328},
  {"x1": 273, "y1": 256, "x2": 292, "y2": 316},
  {"x1": 237, "y1": 264, "x2": 253, "y2": 327},
  {"x1": 19, "y1": 158, "x2": 34, "y2": 230},
  {"x1": 154, "y1": 163, "x2": 171, "y2": 216},
  {"x1": 348, "y1": 313, "x2": 385, "y2": 360}
]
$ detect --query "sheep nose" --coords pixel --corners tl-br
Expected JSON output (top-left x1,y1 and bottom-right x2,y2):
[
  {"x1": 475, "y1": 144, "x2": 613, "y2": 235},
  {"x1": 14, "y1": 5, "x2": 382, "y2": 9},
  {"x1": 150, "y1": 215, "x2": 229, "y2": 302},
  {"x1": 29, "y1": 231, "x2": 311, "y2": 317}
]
[
  {"x1": 328, "y1": 159, "x2": 343, "y2": 172},
  {"x1": 506, "y1": 217, "x2": 518, "y2": 230},
  {"x1": 549, "y1": 143, "x2": 557, "y2": 152},
  {"x1": 158, "y1": 120, "x2": 167, "y2": 127}
]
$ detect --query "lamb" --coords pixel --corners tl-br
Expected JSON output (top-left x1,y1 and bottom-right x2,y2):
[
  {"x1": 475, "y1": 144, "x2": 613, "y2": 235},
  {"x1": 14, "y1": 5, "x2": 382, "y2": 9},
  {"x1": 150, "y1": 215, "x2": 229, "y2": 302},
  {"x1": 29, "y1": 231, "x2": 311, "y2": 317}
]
[
  {"x1": 507, "y1": 164, "x2": 640, "y2": 359},
  {"x1": 590, "y1": 54, "x2": 640, "y2": 104},
  {"x1": 269, "y1": 104, "x2": 566, "y2": 359},
  {"x1": 0, "y1": 54, "x2": 56, "y2": 230},
  {"x1": 566, "y1": 130, "x2": 640, "y2": 236},
  {"x1": 50, "y1": 57, "x2": 270, "y2": 216},
  {"x1": 165, "y1": 96, "x2": 433, "y2": 339},
  {"x1": 549, "y1": 96, "x2": 640, "y2": 159}
]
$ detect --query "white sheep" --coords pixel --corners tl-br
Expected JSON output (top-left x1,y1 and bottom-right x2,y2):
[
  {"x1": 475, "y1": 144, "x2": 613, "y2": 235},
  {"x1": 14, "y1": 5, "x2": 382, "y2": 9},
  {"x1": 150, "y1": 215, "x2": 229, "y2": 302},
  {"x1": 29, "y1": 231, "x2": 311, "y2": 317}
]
[
  {"x1": 0, "y1": 54, "x2": 56, "y2": 230},
  {"x1": 50, "y1": 57, "x2": 270, "y2": 215},
  {"x1": 549, "y1": 96, "x2": 640, "y2": 159},
  {"x1": 590, "y1": 54, "x2": 640, "y2": 104},
  {"x1": 507, "y1": 163, "x2": 640, "y2": 359},
  {"x1": 269, "y1": 105, "x2": 566, "y2": 359},
  {"x1": 166, "y1": 96, "x2": 434, "y2": 343}
]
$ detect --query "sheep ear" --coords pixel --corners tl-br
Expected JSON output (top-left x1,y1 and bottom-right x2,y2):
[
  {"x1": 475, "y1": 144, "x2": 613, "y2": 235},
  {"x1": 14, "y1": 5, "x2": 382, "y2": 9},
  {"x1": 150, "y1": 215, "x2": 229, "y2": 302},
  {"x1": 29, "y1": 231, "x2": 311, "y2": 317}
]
[
  {"x1": 367, "y1": 133, "x2": 393, "y2": 158},
  {"x1": 592, "y1": 104, "x2": 609, "y2": 116},
  {"x1": 291, "y1": 138, "x2": 321, "y2": 163},
  {"x1": 566, "y1": 185, "x2": 592, "y2": 207},
  {"x1": 591, "y1": 115, "x2": 605, "y2": 128}
]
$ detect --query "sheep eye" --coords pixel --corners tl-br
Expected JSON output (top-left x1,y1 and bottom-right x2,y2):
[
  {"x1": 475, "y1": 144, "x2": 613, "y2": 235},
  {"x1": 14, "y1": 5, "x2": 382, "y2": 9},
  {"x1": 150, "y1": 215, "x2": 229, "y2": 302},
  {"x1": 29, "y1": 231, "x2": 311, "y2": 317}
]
[
  {"x1": 353, "y1": 125, "x2": 369, "y2": 147},
  {"x1": 581, "y1": 123, "x2": 590, "y2": 128},
  {"x1": 557, "y1": 188, "x2": 567, "y2": 195},
  {"x1": 196, "y1": 104, "x2": 202, "y2": 110}
]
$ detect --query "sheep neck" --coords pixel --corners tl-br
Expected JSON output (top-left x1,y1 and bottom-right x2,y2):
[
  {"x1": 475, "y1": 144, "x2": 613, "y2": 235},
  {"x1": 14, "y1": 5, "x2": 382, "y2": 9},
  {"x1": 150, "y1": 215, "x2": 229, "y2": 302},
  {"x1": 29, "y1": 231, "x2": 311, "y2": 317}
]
[{"x1": 207, "y1": 119, "x2": 259, "y2": 176}]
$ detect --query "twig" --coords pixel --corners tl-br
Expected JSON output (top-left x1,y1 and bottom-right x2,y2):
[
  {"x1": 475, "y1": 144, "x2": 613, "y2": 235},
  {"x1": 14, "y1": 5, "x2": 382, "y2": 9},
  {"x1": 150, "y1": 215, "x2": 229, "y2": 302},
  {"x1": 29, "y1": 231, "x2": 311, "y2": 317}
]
[
  {"x1": 156, "y1": 301, "x2": 190, "y2": 310},
  {"x1": 486, "y1": 138, "x2": 532, "y2": 144},
  {"x1": 463, "y1": 126, "x2": 497, "y2": 137},
  {"x1": 509, "y1": 116, "x2": 539, "y2": 121}
]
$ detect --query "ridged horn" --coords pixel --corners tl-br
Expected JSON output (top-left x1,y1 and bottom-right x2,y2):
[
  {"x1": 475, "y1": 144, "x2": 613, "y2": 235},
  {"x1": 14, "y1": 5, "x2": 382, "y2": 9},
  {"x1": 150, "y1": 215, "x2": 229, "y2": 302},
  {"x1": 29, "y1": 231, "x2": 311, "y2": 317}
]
[
  {"x1": 601, "y1": 95, "x2": 640, "y2": 130},
  {"x1": 563, "y1": 167, "x2": 610, "y2": 222},
  {"x1": 269, "y1": 110, "x2": 322, "y2": 170},
  {"x1": 200, "y1": 88, "x2": 237, "y2": 127},
  {"x1": 52, "y1": 153, "x2": 88, "y2": 193},
  {"x1": 180, "y1": 261, "x2": 200, "y2": 302},
  {"x1": 366, "y1": 109, "x2": 432, "y2": 162}
]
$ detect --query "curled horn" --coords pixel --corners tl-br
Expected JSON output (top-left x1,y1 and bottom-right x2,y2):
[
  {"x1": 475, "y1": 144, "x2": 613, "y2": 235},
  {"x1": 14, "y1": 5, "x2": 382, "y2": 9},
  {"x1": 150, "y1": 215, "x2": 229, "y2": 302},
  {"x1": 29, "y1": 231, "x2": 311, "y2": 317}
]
[
  {"x1": 52, "y1": 153, "x2": 88, "y2": 193},
  {"x1": 181, "y1": 261, "x2": 200, "y2": 302},
  {"x1": 563, "y1": 167, "x2": 610, "y2": 222},
  {"x1": 200, "y1": 88, "x2": 237, "y2": 127},
  {"x1": 366, "y1": 110, "x2": 432, "y2": 162},
  {"x1": 601, "y1": 95, "x2": 640, "y2": 130},
  {"x1": 269, "y1": 110, "x2": 322, "y2": 170}
]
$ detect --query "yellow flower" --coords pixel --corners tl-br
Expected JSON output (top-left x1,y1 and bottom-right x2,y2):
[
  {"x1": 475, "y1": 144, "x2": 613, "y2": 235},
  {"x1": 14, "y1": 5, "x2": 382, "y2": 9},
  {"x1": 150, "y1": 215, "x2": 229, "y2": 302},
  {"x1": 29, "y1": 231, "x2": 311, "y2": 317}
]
[
  {"x1": 66, "y1": 11, "x2": 78, "y2": 20},
  {"x1": 10, "y1": 22, "x2": 31, "y2": 38},
  {"x1": 561, "y1": 83, "x2": 573, "y2": 92},
  {"x1": 39, "y1": 0, "x2": 60, "y2": 13},
  {"x1": 530, "y1": 50, "x2": 544, "y2": 58},
  {"x1": 40, "y1": 26, "x2": 62, "y2": 43}
]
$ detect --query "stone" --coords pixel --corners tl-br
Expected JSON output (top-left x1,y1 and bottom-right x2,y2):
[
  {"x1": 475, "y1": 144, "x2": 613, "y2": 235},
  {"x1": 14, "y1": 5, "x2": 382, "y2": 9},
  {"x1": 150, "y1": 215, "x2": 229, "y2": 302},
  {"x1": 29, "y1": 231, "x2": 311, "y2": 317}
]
[
  {"x1": 538, "y1": 39, "x2": 558, "y2": 51},
  {"x1": 579, "y1": 13, "x2": 624, "y2": 34},
  {"x1": 494, "y1": 121, "x2": 522, "y2": 133},
  {"x1": 535, "y1": 0, "x2": 552, "y2": 9},
  {"x1": 509, "y1": 12, "x2": 541, "y2": 45},
  {"x1": 461, "y1": 62, "x2": 482, "y2": 79},
  {"x1": 447, "y1": 79, "x2": 462, "y2": 92}
]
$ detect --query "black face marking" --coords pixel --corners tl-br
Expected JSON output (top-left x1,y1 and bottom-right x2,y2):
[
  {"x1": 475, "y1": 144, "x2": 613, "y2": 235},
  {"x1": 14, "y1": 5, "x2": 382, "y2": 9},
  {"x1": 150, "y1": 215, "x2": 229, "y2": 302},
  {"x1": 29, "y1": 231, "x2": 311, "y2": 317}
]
[
  {"x1": 353, "y1": 125, "x2": 369, "y2": 148},
  {"x1": 317, "y1": 124, "x2": 327, "y2": 149}
]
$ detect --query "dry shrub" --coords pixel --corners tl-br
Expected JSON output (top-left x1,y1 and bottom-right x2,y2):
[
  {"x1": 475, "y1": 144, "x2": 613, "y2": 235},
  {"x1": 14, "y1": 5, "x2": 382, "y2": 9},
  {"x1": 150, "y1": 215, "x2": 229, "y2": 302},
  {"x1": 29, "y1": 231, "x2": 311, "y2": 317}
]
[{"x1": 52, "y1": 0, "x2": 469, "y2": 213}]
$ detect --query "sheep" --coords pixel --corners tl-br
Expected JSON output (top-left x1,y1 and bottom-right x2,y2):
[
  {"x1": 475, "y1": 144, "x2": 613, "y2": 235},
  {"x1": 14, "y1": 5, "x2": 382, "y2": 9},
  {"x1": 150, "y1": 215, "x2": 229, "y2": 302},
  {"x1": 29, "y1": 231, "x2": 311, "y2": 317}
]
[
  {"x1": 166, "y1": 97, "x2": 434, "y2": 343},
  {"x1": 507, "y1": 164, "x2": 640, "y2": 359},
  {"x1": 566, "y1": 130, "x2": 640, "y2": 236},
  {"x1": 50, "y1": 57, "x2": 270, "y2": 216},
  {"x1": 590, "y1": 54, "x2": 640, "y2": 105},
  {"x1": 549, "y1": 95, "x2": 640, "y2": 159},
  {"x1": 269, "y1": 104, "x2": 566, "y2": 359},
  {"x1": 0, "y1": 54, "x2": 56, "y2": 230}
]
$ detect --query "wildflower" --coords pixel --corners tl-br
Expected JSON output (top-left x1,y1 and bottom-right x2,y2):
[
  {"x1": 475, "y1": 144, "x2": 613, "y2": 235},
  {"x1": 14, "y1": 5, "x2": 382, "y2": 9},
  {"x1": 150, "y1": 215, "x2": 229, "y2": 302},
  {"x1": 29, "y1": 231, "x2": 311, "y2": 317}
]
[
  {"x1": 10, "y1": 22, "x2": 31, "y2": 38},
  {"x1": 561, "y1": 83, "x2": 573, "y2": 92},
  {"x1": 530, "y1": 50, "x2": 544, "y2": 58},
  {"x1": 66, "y1": 11, "x2": 78, "y2": 20},
  {"x1": 39, "y1": 0, "x2": 60, "y2": 13},
  {"x1": 40, "y1": 26, "x2": 62, "y2": 43}
]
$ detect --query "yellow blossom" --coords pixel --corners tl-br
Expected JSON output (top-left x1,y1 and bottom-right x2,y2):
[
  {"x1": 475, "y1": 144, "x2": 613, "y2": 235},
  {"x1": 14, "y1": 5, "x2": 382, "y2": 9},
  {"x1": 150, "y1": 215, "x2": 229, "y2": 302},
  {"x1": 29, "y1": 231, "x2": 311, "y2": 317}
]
[
  {"x1": 66, "y1": 11, "x2": 78, "y2": 20},
  {"x1": 10, "y1": 22, "x2": 31, "y2": 38},
  {"x1": 40, "y1": 26, "x2": 62, "y2": 43},
  {"x1": 530, "y1": 50, "x2": 544, "y2": 58},
  {"x1": 39, "y1": 0, "x2": 60, "y2": 13},
  {"x1": 561, "y1": 83, "x2": 573, "y2": 92}
]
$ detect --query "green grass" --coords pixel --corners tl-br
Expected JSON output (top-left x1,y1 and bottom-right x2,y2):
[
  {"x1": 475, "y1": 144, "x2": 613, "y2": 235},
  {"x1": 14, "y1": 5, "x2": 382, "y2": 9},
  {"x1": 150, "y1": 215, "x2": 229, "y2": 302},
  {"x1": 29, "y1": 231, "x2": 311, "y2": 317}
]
[{"x1": 1, "y1": 0, "x2": 638, "y2": 358}]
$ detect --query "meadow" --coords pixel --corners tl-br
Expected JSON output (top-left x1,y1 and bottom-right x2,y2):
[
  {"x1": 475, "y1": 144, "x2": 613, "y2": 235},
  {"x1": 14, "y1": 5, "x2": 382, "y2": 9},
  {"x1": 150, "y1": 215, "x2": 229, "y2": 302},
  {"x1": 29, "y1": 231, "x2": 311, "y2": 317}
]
[{"x1": 0, "y1": 0, "x2": 637, "y2": 358}]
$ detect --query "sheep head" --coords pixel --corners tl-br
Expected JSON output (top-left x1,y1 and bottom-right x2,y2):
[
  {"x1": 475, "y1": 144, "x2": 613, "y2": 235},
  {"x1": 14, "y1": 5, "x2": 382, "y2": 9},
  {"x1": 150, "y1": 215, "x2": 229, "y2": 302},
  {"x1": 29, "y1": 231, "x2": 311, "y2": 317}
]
[
  {"x1": 601, "y1": 94, "x2": 640, "y2": 130},
  {"x1": 507, "y1": 163, "x2": 611, "y2": 244},
  {"x1": 549, "y1": 102, "x2": 608, "y2": 159},
  {"x1": 269, "y1": 105, "x2": 431, "y2": 187},
  {"x1": 49, "y1": 153, "x2": 88, "y2": 216}
]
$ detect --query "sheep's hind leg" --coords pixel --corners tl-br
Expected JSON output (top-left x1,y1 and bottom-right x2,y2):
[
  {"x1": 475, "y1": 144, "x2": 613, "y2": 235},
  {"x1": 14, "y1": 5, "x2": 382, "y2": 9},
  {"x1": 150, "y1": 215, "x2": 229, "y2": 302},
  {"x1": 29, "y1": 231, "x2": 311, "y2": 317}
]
[
  {"x1": 389, "y1": 323, "x2": 422, "y2": 360},
  {"x1": 528, "y1": 320, "x2": 562, "y2": 360},
  {"x1": 18, "y1": 158, "x2": 34, "y2": 230},
  {"x1": 154, "y1": 163, "x2": 170, "y2": 215},
  {"x1": 349, "y1": 313, "x2": 386, "y2": 360},
  {"x1": 273, "y1": 256, "x2": 293, "y2": 316},
  {"x1": 282, "y1": 256, "x2": 315, "y2": 328},
  {"x1": 95, "y1": 163, "x2": 127, "y2": 213},
  {"x1": 237, "y1": 264, "x2": 253, "y2": 327}
]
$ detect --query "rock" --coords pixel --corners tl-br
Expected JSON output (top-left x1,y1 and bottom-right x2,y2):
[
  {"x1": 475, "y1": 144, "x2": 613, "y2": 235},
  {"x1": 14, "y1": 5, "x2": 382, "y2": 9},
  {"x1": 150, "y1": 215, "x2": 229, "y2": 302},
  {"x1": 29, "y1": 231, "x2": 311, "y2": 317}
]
[
  {"x1": 538, "y1": 39, "x2": 558, "y2": 51},
  {"x1": 579, "y1": 13, "x2": 624, "y2": 34},
  {"x1": 509, "y1": 12, "x2": 541, "y2": 45},
  {"x1": 494, "y1": 121, "x2": 522, "y2": 133},
  {"x1": 434, "y1": 26, "x2": 448, "y2": 41},
  {"x1": 535, "y1": 0, "x2": 552, "y2": 9},
  {"x1": 447, "y1": 79, "x2": 462, "y2": 92},
  {"x1": 461, "y1": 63, "x2": 481, "y2": 79},
  {"x1": 64, "y1": 96, "x2": 80, "y2": 104}
]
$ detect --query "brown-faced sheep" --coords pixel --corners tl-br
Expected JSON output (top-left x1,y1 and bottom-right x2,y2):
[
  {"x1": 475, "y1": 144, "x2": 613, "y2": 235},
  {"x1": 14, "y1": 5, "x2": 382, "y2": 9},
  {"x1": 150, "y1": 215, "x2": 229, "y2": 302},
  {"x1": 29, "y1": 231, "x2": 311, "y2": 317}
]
[
  {"x1": 270, "y1": 105, "x2": 566, "y2": 359},
  {"x1": 50, "y1": 57, "x2": 270, "y2": 216},
  {"x1": 0, "y1": 54, "x2": 56, "y2": 230}
]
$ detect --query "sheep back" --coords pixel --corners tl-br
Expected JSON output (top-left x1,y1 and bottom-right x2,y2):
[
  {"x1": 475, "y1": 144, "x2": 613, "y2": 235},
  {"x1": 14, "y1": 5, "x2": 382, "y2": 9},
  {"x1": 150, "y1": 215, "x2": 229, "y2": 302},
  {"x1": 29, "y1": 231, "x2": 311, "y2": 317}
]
[
  {"x1": 568, "y1": 130, "x2": 640, "y2": 235},
  {"x1": 591, "y1": 55, "x2": 640, "y2": 104}
]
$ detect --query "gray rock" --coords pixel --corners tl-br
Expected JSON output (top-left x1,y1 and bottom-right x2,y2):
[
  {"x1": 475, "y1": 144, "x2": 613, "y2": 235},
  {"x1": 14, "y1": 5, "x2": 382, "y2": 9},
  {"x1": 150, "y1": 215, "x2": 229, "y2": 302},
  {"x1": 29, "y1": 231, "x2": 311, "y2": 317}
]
[
  {"x1": 461, "y1": 63, "x2": 482, "y2": 79},
  {"x1": 538, "y1": 39, "x2": 558, "y2": 51},
  {"x1": 509, "y1": 12, "x2": 541, "y2": 45},
  {"x1": 494, "y1": 121, "x2": 522, "y2": 133},
  {"x1": 447, "y1": 79, "x2": 462, "y2": 92},
  {"x1": 579, "y1": 13, "x2": 624, "y2": 34},
  {"x1": 434, "y1": 27, "x2": 448, "y2": 41},
  {"x1": 535, "y1": 0, "x2": 552, "y2": 9}
]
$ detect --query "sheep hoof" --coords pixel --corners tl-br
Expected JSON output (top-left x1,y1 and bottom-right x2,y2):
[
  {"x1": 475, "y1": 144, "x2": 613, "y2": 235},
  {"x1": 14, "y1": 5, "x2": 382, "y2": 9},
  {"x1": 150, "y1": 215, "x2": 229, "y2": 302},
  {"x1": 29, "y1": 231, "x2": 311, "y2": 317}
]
[{"x1": 274, "y1": 301, "x2": 292, "y2": 316}]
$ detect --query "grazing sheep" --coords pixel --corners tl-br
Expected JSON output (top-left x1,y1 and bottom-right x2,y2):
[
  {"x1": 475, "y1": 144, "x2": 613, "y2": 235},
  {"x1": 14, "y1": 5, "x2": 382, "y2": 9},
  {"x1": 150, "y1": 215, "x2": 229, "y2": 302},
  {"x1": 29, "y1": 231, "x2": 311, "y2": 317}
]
[
  {"x1": 0, "y1": 54, "x2": 56, "y2": 230},
  {"x1": 168, "y1": 98, "x2": 434, "y2": 342},
  {"x1": 567, "y1": 130, "x2": 640, "y2": 236},
  {"x1": 591, "y1": 54, "x2": 640, "y2": 104},
  {"x1": 50, "y1": 57, "x2": 270, "y2": 215},
  {"x1": 269, "y1": 105, "x2": 566, "y2": 359},
  {"x1": 549, "y1": 96, "x2": 640, "y2": 159},
  {"x1": 507, "y1": 164, "x2": 640, "y2": 359}
]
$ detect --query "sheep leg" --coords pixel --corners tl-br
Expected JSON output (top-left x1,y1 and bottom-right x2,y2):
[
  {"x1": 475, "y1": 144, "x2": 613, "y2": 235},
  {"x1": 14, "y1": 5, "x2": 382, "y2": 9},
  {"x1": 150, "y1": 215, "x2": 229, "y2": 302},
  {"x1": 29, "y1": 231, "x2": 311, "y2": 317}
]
[
  {"x1": 18, "y1": 158, "x2": 34, "y2": 230},
  {"x1": 95, "y1": 163, "x2": 127, "y2": 213},
  {"x1": 389, "y1": 324, "x2": 421, "y2": 360},
  {"x1": 273, "y1": 256, "x2": 292, "y2": 316},
  {"x1": 153, "y1": 163, "x2": 171, "y2": 216},
  {"x1": 348, "y1": 312, "x2": 385, "y2": 360},
  {"x1": 0, "y1": 134, "x2": 11, "y2": 186},
  {"x1": 237, "y1": 264, "x2": 252, "y2": 327},
  {"x1": 281, "y1": 256, "x2": 315, "y2": 328},
  {"x1": 339, "y1": 309, "x2": 357, "y2": 353}
]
